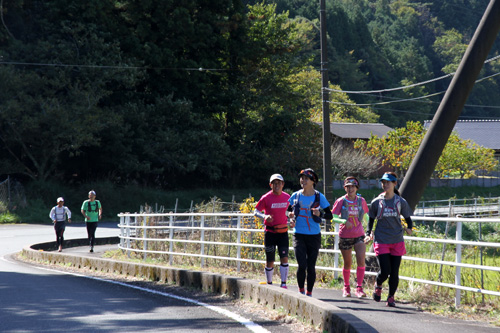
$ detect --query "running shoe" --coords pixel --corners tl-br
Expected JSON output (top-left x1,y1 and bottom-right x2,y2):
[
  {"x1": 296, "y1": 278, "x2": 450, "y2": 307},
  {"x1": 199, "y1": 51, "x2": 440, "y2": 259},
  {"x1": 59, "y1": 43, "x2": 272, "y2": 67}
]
[
  {"x1": 299, "y1": 288, "x2": 305, "y2": 295},
  {"x1": 280, "y1": 282, "x2": 288, "y2": 289},
  {"x1": 306, "y1": 291, "x2": 312, "y2": 297},
  {"x1": 386, "y1": 296, "x2": 396, "y2": 307},
  {"x1": 355, "y1": 286, "x2": 367, "y2": 298},
  {"x1": 342, "y1": 285, "x2": 351, "y2": 298},
  {"x1": 373, "y1": 285, "x2": 382, "y2": 302}
]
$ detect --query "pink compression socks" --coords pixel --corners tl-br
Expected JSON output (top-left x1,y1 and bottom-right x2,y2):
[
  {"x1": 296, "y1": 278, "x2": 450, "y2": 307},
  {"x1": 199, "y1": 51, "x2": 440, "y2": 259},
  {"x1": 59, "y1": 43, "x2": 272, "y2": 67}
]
[
  {"x1": 357, "y1": 266, "x2": 365, "y2": 286},
  {"x1": 342, "y1": 269, "x2": 350, "y2": 286}
]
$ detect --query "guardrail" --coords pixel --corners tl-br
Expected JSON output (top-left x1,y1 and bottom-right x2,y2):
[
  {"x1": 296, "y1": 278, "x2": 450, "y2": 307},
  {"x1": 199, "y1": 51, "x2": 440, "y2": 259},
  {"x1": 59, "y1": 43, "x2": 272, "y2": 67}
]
[{"x1": 117, "y1": 212, "x2": 500, "y2": 307}]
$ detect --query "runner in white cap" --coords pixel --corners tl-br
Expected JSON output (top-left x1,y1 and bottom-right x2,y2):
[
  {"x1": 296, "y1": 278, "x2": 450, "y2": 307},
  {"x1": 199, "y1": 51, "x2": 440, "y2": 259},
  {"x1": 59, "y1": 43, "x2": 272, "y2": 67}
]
[
  {"x1": 49, "y1": 197, "x2": 72, "y2": 252},
  {"x1": 254, "y1": 173, "x2": 291, "y2": 288}
]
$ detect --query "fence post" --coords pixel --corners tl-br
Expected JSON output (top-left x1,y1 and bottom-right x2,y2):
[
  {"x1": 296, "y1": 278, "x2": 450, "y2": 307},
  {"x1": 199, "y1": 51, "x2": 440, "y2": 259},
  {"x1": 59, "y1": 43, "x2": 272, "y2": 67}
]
[
  {"x1": 200, "y1": 216, "x2": 205, "y2": 268},
  {"x1": 169, "y1": 215, "x2": 174, "y2": 265},
  {"x1": 455, "y1": 218, "x2": 462, "y2": 308},
  {"x1": 474, "y1": 198, "x2": 478, "y2": 217},
  {"x1": 7, "y1": 175, "x2": 10, "y2": 204},
  {"x1": 236, "y1": 215, "x2": 242, "y2": 272},
  {"x1": 126, "y1": 215, "x2": 131, "y2": 258},
  {"x1": 189, "y1": 201, "x2": 194, "y2": 229},
  {"x1": 143, "y1": 216, "x2": 148, "y2": 261},
  {"x1": 479, "y1": 220, "x2": 484, "y2": 303},
  {"x1": 334, "y1": 222, "x2": 339, "y2": 279},
  {"x1": 438, "y1": 213, "x2": 451, "y2": 283},
  {"x1": 119, "y1": 215, "x2": 124, "y2": 249}
]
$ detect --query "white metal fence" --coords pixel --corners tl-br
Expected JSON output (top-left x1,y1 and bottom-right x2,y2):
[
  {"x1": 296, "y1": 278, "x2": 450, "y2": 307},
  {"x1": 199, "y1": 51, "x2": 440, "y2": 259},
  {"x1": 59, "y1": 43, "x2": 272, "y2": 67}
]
[
  {"x1": 414, "y1": 197, "x2": 500, "y2": 217},
  {"x1": 332, "y1": 177, "x2": 500, "y2": 190},
  {"x1": 117, "y1": 213, "x2": 500, "y2": 307}
]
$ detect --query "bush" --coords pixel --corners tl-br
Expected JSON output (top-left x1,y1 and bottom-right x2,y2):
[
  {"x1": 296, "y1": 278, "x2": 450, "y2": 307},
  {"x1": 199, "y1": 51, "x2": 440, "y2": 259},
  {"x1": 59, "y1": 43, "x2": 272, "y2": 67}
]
[{"x1": 0, "y1": 211, "x2": 20, "y2": 223}]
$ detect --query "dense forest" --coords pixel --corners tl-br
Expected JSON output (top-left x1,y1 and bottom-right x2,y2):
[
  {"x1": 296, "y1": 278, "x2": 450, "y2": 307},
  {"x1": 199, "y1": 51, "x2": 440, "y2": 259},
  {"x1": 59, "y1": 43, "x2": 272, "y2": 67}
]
[{"x1": 0, "y1": 0, "x2": 498, "y2": 189}]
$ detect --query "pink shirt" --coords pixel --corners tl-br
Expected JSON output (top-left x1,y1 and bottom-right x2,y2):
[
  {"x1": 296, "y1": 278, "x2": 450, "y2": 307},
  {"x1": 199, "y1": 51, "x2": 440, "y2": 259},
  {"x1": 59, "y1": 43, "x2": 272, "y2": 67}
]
[
  {"x1": 332, "y1": 195, "x2": 369, "y2": 238},
  {"x1": 255, "y1": 190, "x2": 290, "y2": 233}
]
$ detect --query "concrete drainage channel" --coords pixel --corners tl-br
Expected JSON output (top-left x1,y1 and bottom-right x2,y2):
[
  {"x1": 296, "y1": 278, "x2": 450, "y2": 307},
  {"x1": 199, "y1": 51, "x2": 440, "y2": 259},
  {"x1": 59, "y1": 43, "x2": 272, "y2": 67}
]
[{"x1": 22, "y1": 238, "x2": 373, "y2": 333}]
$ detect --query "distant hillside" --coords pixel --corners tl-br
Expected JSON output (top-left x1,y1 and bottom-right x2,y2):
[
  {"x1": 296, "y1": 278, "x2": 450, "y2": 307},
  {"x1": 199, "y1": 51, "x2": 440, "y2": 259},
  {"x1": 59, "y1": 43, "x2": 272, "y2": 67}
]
[{"x1": 266, "y1": 0, "x2": 500, "y2": 127}]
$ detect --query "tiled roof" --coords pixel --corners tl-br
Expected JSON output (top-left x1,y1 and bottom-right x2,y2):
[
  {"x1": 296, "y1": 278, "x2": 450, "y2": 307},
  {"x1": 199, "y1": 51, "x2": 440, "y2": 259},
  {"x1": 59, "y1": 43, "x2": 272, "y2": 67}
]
[
  {"x1": 327, "y1": 122, "x2": 393, "y2": 139},
  {"x1": 424, "y1": 120, "x2": 500, "y2": 150}
]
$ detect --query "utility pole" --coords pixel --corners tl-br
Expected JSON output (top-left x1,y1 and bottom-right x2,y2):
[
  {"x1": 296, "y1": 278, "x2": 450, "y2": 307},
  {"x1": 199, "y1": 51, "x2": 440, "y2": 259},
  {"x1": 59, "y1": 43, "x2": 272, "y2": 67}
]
[
  {"x1": 320, "y1": 0, "x2": 333, "y2": 213},
  {"x1": 400, "y1": 0, "x2": 500, "y2": 210}
]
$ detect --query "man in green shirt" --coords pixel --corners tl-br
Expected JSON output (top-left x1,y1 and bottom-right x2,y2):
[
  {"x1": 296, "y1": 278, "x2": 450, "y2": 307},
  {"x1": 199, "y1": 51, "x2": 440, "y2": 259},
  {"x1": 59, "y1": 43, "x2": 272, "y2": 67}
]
[{"x1": 81, "y1": 190, "x2": 102, "y2": 252}]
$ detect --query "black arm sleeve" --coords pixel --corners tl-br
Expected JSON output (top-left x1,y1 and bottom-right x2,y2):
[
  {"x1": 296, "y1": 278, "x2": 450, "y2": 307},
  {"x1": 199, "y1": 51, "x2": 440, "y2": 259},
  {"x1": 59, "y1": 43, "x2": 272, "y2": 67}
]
[
  {"x1": 322, "y1": 207, "x2": 333, "y2": 220},
  {"x1": 366, "y1": 217, "x2": 375, "y2": 236},
  {"x1": 287, "y1": 205, "x2": 293, "y2": 212},
  {"x1": 405, "y1": 216, "x2": 413, "y2": 230}
]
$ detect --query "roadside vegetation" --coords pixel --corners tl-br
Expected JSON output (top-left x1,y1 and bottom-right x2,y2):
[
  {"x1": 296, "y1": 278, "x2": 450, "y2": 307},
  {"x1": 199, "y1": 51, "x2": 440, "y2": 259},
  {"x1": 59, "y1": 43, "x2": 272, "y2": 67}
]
[
  {"x1": 3, "y1": 179, "x2": 500, "y2": 224},
  {"x1": 98, "y1": 183, "x2": 500, "y2": 328}
]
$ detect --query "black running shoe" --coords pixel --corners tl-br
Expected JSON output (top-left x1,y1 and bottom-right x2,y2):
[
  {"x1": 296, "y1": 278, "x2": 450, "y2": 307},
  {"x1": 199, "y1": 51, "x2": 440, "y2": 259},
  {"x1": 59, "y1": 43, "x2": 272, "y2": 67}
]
[{"x1": 373, "y1": 285, "x2": 382, "y2": 302}]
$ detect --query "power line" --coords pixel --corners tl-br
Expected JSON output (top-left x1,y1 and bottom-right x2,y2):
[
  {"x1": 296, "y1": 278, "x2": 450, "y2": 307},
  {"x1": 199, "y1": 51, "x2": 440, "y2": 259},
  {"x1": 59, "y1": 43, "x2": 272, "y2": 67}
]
[
  {"x1": 364, "y1": 105, "x2": 500, "y2": 119},
  {"x1": 328, "y1": 91, "x2": 445, "y2": 107},
  {"x1": 325, "y1": 54, "x2": 500, "y2": 95},
  {"x1": 0, "y1": 61, "x2": 229, "y2": 72},
  {"x1": 328, "y1": 67, "x2": 500, "y2": 108},
  {"x1": 326, "y1": 73, "x2": 453, "y2": 94}
]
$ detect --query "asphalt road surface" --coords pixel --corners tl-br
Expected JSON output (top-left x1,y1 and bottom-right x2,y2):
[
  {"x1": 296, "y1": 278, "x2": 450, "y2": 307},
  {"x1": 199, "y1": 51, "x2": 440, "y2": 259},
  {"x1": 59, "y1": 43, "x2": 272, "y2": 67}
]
[
  {"x1": 3, "y1": 222, "x2": 499, "y2": 333},
  {"x1": 0, "y1": 223, "x2": 304, "y2": 333}
]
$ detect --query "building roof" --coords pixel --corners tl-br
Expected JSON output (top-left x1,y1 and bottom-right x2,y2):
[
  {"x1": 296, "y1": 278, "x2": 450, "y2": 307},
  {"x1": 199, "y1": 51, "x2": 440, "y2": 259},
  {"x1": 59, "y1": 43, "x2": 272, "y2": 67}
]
[
  {"x1": 328, "y1": 122, "x2": 393, "y2": 139},
  {"x1": 424, "y1": 120, "x2": 500, "y2": 150}
]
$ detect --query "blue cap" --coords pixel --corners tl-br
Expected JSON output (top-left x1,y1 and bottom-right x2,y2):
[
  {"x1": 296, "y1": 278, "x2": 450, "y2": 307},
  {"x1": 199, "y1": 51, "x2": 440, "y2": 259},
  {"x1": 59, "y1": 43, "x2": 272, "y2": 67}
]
[{"x1": 380, "y1": 173, "x2": 397, "y2": 182}]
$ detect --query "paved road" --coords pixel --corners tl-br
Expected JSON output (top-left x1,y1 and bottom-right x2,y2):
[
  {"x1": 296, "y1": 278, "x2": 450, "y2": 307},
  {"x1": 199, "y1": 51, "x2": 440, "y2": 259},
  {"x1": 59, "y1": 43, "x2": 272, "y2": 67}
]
[
  {"x1": 61, "y1": 240, "x2": 500, "y2": 333},
  {"x1": 311, "y1": 287, "x2": 499, "y2": 332},
  {"x1": 0, "y1": 223, "x2": 296, "y2": 333},
  {"x1": 3, "y1": 223, "x2": 499, "y2": 332}
]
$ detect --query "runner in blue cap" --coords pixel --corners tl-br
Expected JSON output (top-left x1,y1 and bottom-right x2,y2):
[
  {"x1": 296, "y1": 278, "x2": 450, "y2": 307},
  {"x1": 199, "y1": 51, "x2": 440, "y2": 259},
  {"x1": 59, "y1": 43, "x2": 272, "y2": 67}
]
[{"x1": 365, "y1": 172, "x2": 413, "y2": 307}]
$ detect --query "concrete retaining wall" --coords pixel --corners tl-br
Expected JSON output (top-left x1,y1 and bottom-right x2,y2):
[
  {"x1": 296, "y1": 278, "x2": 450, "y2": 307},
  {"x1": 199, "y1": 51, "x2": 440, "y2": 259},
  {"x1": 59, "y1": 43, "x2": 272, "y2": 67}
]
[{"x1": 22, "y1": 238, "x2": 375, "y2": 333}]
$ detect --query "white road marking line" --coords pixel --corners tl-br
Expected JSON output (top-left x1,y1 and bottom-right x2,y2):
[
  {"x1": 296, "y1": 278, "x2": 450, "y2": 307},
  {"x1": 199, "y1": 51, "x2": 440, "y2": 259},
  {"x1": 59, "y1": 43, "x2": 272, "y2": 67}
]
[{"x1": 5, "y1": 256, "x2": 270, "y2": 333}]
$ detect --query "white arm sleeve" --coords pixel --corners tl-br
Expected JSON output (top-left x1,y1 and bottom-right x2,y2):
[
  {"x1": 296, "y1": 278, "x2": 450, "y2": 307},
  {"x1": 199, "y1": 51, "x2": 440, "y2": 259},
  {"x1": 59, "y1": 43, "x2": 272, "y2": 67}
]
[
  {"x1": 253, "y1": 209, "x2": 266, "y2": 220},
  {"x1": 65, "y1": 207, "x2": 72, "y2": 219}
]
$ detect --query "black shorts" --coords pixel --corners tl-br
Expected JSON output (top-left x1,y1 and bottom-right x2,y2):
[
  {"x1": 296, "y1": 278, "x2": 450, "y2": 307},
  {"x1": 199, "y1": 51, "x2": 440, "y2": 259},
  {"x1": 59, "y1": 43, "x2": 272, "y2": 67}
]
[
  {"x1": 264, "y1": 231, "x2": 289, "y2": 263},
  {"x1": 339, "y1": 236, "x2": 365, "y2": 250}
]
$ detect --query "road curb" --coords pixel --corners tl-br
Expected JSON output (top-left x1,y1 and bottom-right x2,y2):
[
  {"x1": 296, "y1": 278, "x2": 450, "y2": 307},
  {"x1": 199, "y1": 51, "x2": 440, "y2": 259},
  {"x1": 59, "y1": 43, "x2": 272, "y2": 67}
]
[{"x1": 22, "y1": 238, "x2": 375, "y2": 333}]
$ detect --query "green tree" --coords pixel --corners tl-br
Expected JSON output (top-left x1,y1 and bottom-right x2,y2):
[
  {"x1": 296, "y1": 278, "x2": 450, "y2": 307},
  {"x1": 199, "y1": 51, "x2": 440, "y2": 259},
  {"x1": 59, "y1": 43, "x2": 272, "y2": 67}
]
[
  {"x1": 355, "y1": 121, "x2": 498, "y2": 178},
  {"x1": 433, "y1": 28, "x2": 468, "y2": 74},
  {"x1": 436, "y1": 134, "x2": 498, "y2": 178},
  {"x1": 296, "y1": 69, "x2": 379, "y2": 124},
  {"x1": 218, "y1": 3, "x2": 324, "y2": 185},
  {"x1": 0, "y1": 1, "x2": 133, "y2": 180},
  {"x1": 354, "y1": 121, "x2": 423, "y2": 176}
]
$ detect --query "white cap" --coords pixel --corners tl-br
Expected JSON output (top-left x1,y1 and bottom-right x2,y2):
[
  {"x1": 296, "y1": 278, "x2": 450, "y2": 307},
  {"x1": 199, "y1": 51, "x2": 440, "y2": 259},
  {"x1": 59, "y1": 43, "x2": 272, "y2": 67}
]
[
  {"x1": 57, "y1": 197, "x2": 64, "y2": 202},
  {"x1": 269, "y1": 174, "x2": 284, "y2": 183},
  {"x1": 89, "y1": 190, "x2": 96, "y2": 196}
]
